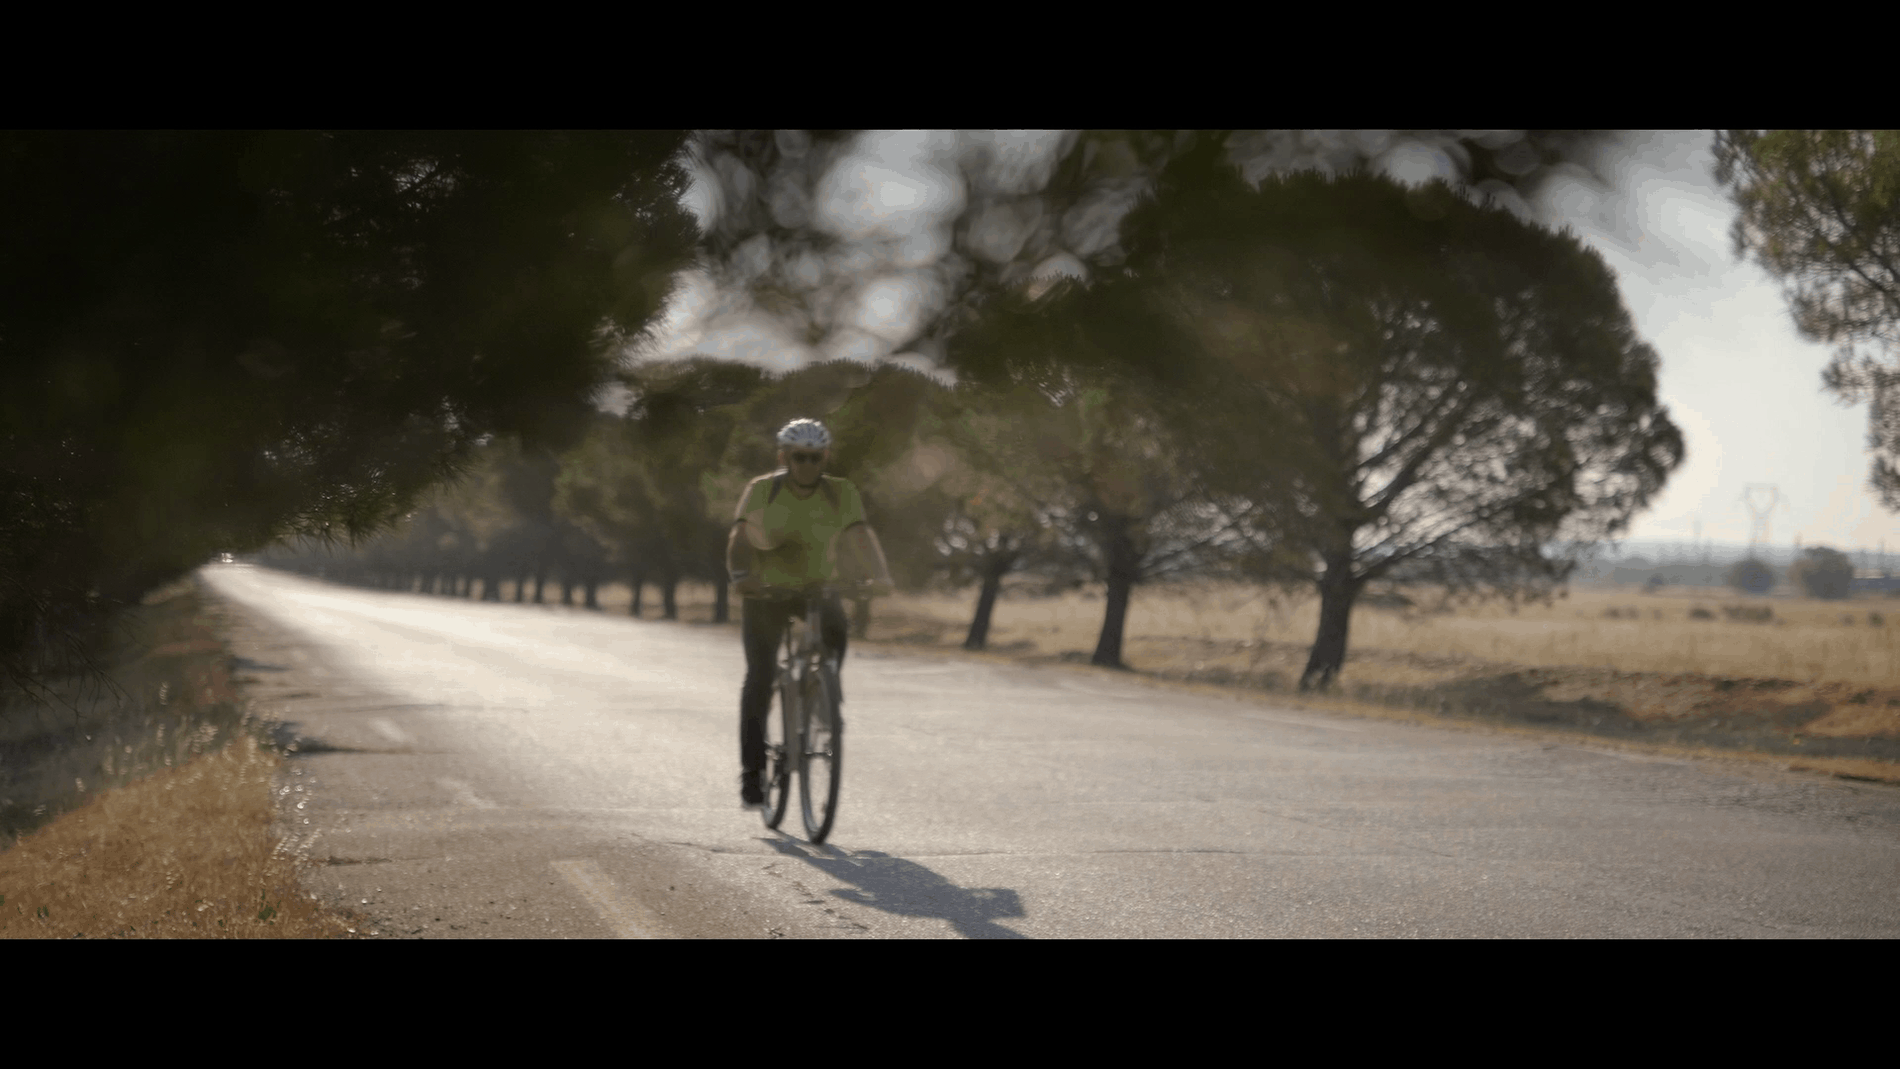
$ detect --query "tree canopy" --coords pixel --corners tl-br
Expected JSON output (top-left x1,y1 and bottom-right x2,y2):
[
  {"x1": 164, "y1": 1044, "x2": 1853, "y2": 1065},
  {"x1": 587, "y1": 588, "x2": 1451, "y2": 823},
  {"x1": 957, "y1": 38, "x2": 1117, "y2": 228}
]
[
  {"x1": 0, "y1": 131, "x2": 698, "y2": 695},
  {"x1": 1714, "y1": 130, "x2": 1900, "y2": 506},
  {"x1": 691, "y1": 130, "x2": 1629, "y2": 377},
  {"x1": 1114, "y1": 156, "x2": 1685, "y2": 688},
  {"x1": 15, "y1": 129, "x2": 1691, "y2": 704},
  {"x1": 1789, "y1": 546, "x2": 1854, "y2": 600}
]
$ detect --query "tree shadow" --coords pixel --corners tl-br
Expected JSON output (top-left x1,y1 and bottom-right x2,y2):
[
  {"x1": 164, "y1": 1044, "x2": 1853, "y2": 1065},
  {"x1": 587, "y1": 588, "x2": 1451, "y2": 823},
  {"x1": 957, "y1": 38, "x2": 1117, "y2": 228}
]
[
  {"x1": 764, "y1": 838, "x2": 1027, "y2": 939},
  {"x1": 265, "y1": 722, "x2": 372, "y2": 756}
]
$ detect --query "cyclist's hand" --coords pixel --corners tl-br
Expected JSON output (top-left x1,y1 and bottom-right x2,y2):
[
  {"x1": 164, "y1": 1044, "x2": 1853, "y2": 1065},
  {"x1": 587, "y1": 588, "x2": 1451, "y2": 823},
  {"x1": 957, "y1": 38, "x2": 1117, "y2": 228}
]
[{"x1": 733, "y1": 575, "x2": 766, "y2": 598}]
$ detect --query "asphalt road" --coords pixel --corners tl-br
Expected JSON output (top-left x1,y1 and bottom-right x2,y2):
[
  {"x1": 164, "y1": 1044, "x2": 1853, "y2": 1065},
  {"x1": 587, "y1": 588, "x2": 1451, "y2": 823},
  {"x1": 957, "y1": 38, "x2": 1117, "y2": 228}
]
[{"x1": 198, "y1": 564, "x2": 1900, "y2": 938}]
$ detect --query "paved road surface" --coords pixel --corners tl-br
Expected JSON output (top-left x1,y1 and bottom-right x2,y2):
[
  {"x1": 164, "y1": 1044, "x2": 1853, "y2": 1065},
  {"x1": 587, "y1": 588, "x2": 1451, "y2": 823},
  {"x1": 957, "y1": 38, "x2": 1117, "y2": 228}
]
[{"x1": 198, "y1": 564, "x2": 1900, "y2": 938}]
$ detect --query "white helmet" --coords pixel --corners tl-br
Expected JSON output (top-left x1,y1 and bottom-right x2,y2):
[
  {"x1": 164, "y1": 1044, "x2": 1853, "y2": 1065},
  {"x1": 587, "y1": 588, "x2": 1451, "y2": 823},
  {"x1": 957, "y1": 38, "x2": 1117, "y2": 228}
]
[{"x1": 776, "y1": 419, "x2": 831, "y2": 450}]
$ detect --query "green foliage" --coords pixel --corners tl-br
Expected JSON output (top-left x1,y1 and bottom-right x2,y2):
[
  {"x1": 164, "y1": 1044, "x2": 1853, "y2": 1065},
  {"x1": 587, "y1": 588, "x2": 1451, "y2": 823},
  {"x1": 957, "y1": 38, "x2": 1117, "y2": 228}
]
[
  {"x1": 1789, "y1": 545, "x2": 1854, "y2": 599},
  {"x1": 1714, "y1": 131, "x2": 1900, "y2": 507},
  {"x1": 1727, "y1": 557, "x2": 1777, "y2": 595},
  {"x1": 1714, "y1": 131, "x2": 1900, "y2": 349},
  {"x1": 1123, "y1": 162, "x2": 1683, "y2": 590},
  {"x1": 820, "y1": 364, "x2": 964, "y2": 589},
  {"x1": 695, "y1": 131, "x2": 1626, "y2": 379},
  {"x1": 623, "y1": 357, "x2": 770, "y2": 585},
  {"x1": 945, "y1": 288, "x2": 1234, "y2": 665},
  {"x1": 553, "y1": 416, "x2": 656, "y2": 572},
  {"x1": 1, "y1": 131, "x2": 698, "y2": 693},
  {"x1": 1084, "y1": 156, "x2": 1685, "y2": 688}
]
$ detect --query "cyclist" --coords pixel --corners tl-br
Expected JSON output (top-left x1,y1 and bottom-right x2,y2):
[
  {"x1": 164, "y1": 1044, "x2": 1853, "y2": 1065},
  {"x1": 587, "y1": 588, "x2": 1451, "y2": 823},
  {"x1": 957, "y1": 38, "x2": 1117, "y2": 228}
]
[{"x1": 728, "y1": 418, "x2": 893, "y2": 808}]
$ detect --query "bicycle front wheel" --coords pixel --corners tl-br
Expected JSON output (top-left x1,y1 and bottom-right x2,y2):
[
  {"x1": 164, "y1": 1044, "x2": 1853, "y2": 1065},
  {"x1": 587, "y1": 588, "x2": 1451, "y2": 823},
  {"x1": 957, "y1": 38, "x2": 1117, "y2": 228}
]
[
  {"x1": 761, "y1": 670, "x2": 794, "y2": 829},
  {"x1": 799, "y1": 662, "x2": 843, "y2": 843}
]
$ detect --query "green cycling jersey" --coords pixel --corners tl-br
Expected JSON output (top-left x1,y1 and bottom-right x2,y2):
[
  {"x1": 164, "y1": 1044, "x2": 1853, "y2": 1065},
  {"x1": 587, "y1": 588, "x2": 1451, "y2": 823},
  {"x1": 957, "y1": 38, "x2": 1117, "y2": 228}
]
[{"x1": 732, "y1": 471, "x2": 866, "y2": 589}]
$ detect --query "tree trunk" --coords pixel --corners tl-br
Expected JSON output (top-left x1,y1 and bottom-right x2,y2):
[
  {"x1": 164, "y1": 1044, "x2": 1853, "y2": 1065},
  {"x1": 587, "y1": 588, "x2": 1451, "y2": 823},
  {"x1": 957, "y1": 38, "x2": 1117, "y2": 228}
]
[
  {"x1": 561, "y1": 580, "x2": 574, "y2": 606},
  {"x1": 1299, "y1": 567, "x2": 1363, "y2": 692},
  {"x1": 629, "y1": 576, "x2": 643, "y2": 617},
  {"x1": 584, "y1": 581, "x2": 600, "y2": 610},
  {"x1": 661, "y1": 576, "x2": 678, "y2": 620},
  {"x1": 481, "y1": 574, "x2": 500, "y2": 601},
  {"x1": 1091, "y1": 518, "x2": 1139, "y2": 669},
  {"x1": 852, "y1": 596, "x2": 870, "y2": 639},
  {"x1": 533, "y1": 567, "x2": 546, "y2": 604},
  {"x1": 963, "y1": 553, "x2": 1017, "y2": 650},
  {"x1": 514, "y1": 572, "x2": 527, "y2": 603}
]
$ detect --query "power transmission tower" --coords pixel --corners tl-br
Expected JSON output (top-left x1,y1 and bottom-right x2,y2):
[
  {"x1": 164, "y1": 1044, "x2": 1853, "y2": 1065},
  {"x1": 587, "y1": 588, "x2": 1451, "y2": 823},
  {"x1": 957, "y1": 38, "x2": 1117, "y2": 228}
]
[{"x1": 1742, "y1": 484, "x2": 1782, "y2": 557}]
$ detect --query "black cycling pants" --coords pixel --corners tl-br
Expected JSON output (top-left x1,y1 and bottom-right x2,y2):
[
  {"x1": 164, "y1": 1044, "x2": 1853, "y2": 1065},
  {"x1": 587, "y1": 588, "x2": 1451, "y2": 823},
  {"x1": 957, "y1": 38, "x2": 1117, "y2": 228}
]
[{"x1": 739, "y1": 591, "x2": 848, "y2": 776}]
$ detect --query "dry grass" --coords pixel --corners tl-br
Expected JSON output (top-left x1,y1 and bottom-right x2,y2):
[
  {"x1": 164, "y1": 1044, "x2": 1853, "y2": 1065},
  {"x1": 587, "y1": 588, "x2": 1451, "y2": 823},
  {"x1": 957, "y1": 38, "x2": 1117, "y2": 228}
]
[
  {"x1": 517, "y1": 575, "x2": 1900, "y2": 700},
  {"x1": 855, "y1": 580, "x2": 1900, "y2": 778},
  {"x1": 0, "y1": 735, "x2": 356, "y2": 938},
  {"x1": 1, "y1": 578, "x2": 364, "y2": 939},
  {"x1": 862, "y1": 581, "x2": 1900, "y2": 686},
  {"x1": 410, "y1": 574, "x2": 1900, "y2": 781}
]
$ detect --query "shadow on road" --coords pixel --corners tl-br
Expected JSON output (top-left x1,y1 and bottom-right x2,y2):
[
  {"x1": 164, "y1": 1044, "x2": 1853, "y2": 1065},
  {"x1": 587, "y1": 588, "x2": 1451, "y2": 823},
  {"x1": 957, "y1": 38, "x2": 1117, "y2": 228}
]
[{"x1": 765, "y1": 838, "x2": 1026, "y2": 939}]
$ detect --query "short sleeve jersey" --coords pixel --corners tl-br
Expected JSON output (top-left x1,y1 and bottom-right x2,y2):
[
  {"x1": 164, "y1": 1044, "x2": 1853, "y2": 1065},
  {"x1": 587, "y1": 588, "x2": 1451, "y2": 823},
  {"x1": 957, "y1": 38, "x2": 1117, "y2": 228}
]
[{"x1": 734, "y1": 472, "x2": 866, "y2": 588}]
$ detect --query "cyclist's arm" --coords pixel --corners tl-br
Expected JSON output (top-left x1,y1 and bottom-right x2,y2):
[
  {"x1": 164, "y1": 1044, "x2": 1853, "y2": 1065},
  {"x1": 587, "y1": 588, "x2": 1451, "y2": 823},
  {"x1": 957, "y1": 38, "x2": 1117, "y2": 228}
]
[
  {"x1": 837, "y1": 522, "x2": 895, "y2": 596},
  {"x1": 728, "y1": 521, "x2": 765, "y2": 594}
]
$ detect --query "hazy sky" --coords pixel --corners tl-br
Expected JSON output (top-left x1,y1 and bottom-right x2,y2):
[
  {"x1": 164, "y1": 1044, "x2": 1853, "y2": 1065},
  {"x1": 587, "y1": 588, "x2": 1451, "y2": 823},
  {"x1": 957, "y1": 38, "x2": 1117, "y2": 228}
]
[
  {"x1": 653, "y1": 131, "x2": 1900, "y2": 555},
  {"x1": 1539, "y1": 131, "x2": 1900, "y2": 555}
]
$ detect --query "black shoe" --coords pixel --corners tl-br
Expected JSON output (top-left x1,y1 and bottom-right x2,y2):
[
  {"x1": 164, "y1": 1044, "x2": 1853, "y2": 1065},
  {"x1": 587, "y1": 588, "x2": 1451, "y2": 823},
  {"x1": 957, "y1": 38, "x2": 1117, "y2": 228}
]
[{"x1": 740, "y1": 771, "x2": 764, "y2": 807}]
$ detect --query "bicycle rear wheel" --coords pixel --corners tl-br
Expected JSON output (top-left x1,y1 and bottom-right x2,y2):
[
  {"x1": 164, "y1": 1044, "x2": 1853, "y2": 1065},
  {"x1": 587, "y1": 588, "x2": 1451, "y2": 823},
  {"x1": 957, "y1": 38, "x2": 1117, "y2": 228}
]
[
  {"x1": 761, "y1": 670, "x2": 794, "y2": 829},
  {"x1": 799, "y1": 662, "x2": 843, "y2": 843}
]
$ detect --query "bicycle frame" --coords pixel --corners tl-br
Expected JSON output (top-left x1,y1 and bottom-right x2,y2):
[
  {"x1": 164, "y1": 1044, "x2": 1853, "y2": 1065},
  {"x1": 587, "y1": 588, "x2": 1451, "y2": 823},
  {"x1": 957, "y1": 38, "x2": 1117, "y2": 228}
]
[{"x1": 761, "y1": 583, "x2": 847, "y2": 842}]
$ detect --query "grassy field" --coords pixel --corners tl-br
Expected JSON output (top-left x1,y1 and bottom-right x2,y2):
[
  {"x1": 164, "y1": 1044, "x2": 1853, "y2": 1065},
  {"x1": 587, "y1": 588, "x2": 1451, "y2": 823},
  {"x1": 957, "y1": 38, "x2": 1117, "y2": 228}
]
[
  {"x1": 576, "y1": 575, "x2": 1900, "y2": 778},
  {"x1": 594, "y1": 577, "x2": 1900, "y2": 691}
]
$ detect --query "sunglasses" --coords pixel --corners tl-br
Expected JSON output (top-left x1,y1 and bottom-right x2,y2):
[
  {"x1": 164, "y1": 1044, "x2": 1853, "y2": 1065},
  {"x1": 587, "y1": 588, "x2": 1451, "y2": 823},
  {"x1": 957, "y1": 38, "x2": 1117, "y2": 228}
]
[{"x1": 788, "y1": 451, "x2": 825, "y2": 464}]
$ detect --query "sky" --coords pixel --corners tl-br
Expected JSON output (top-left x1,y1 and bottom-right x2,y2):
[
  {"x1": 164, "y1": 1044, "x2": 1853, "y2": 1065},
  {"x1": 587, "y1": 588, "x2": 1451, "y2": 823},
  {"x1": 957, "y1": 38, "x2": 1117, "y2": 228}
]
[
  {"x1": 645, "y1": 131, "x2": 1900, "y2": 558},
  {"x1": 1535, "y1": 131, "x2": 1900, "y2": 558}
]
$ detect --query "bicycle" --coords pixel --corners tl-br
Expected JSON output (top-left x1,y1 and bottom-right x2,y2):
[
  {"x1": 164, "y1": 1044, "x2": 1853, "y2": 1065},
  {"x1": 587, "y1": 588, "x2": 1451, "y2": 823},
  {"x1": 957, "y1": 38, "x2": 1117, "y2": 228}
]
[{"x1": 757, "y1": 581, "x2": 860, "y2": 843}]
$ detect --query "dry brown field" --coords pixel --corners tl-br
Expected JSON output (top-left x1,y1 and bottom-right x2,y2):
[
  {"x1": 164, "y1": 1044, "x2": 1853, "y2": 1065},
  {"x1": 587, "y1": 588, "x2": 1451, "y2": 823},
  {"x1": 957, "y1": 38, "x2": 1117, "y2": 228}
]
[
  {"x1": 573, "y1": 577, "x2": 1895, "y2": 685},
  {"x1": 580, "y1": 576, "x2": 1900, "y2": 780}
]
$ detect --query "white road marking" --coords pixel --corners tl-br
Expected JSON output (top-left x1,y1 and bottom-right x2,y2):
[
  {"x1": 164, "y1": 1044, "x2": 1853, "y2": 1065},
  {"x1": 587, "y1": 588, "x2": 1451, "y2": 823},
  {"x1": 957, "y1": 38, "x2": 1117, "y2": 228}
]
[
  {"x1": 1242, "y1": 711, "x2": 1368, "y2": 733},
  {"x1": 1056, "y1": 678, "x2": 1148, "y2": 701},
  {"x1": 436, "y1": 777, "x2": 498, "y2": 809},
  {"x1": 370, "y1": 718, "x2": 408, "y2": 744},
  {"x1": 1569, "y1": 746, "x2": 1687, "y2": 765},
  {"x1": 550, "y1": 859, "x2": 670, "y2": 939}
]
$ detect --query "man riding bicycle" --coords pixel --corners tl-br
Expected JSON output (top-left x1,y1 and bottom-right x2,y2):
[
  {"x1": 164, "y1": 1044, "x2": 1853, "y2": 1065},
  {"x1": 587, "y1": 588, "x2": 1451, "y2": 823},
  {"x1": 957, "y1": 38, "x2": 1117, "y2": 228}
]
[{"x1": 728, "y1": 418, "x2": 892, "y2": 808}]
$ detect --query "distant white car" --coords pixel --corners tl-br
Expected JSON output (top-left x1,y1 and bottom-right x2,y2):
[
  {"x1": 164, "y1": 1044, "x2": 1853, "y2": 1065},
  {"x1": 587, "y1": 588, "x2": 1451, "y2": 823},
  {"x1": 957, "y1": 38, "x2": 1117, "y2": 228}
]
[{"x1": 219, "y1": 553, "x2": 235, "y2": 564}]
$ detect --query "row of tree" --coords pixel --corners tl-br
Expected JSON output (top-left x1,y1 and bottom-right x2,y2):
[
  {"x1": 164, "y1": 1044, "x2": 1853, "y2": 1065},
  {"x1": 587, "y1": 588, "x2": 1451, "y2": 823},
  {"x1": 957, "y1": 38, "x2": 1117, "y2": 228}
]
[
  {"x1": 266, "y1": 154, "x2": 1688, "y2": 690},
  {"x1": 23, "y1": 128, "x2": 1889, "y2": 701},
  {"x1": 1, "y1": 131, "x2": 699, "y2": 699},
  {"x1": 16, "y1": 130, "x2": 1620, "y2": 700},
  {"x1": 1716, "y1": 547, "x2": 1859, "y2": 598}
]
